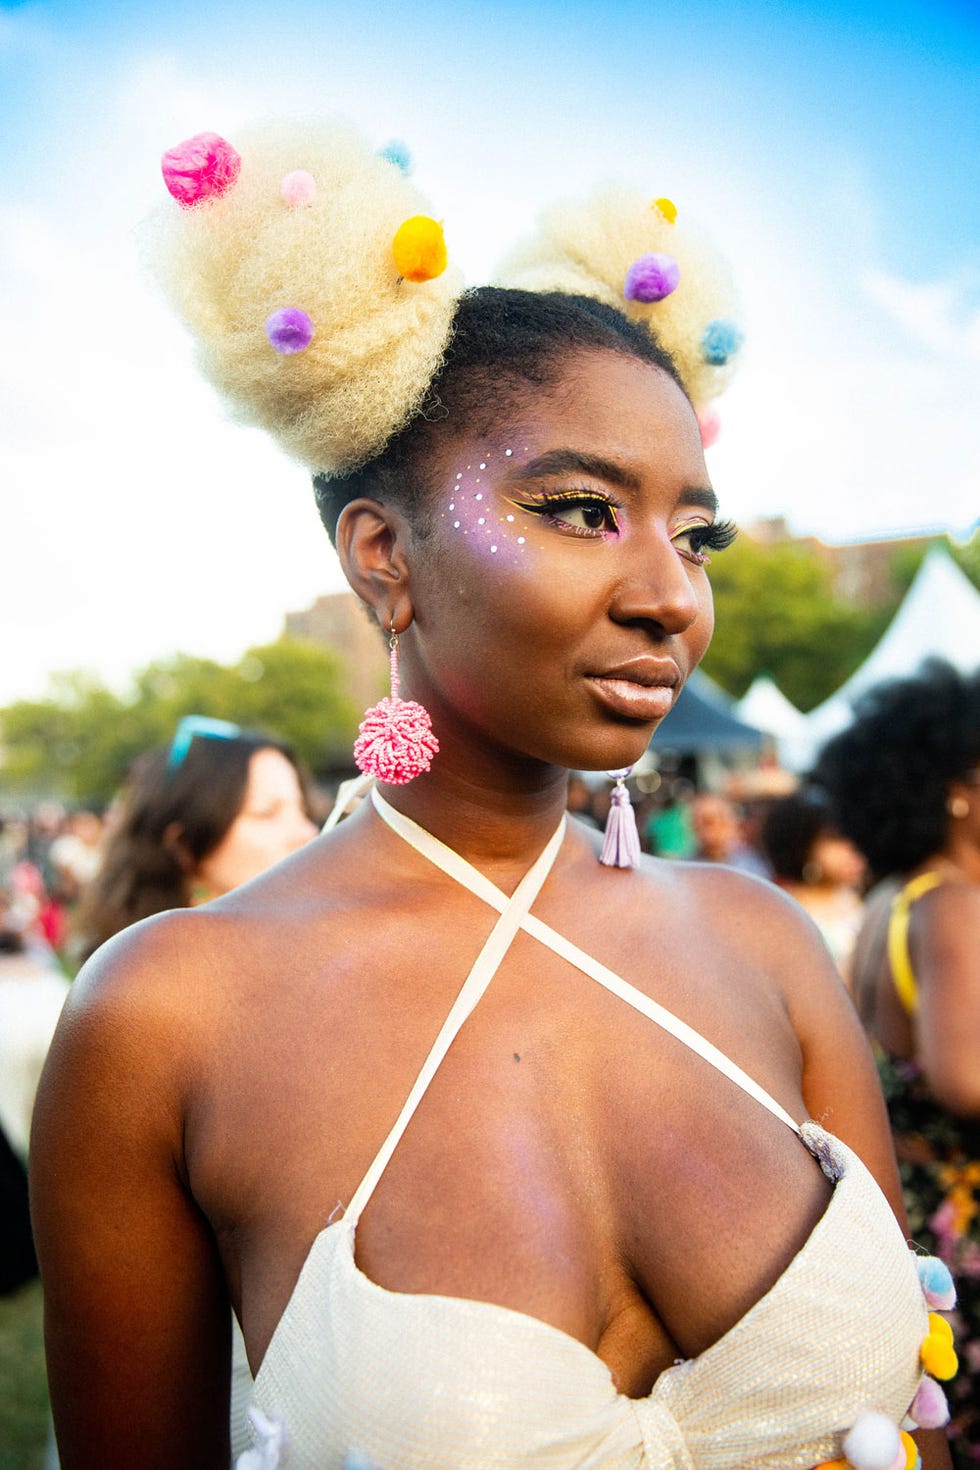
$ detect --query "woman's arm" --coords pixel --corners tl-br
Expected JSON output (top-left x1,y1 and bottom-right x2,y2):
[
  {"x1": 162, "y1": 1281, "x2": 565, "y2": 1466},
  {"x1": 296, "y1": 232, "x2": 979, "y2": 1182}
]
[
  {"x1": 768, "y1": 899, "x2": 953, "y2": 1470},
  {"x1": 29, "y1": 919, "x2": 231, "y2": 1470},
  {"x1": 913, "y1": 884, "x2": 980, "y2": 1116}
]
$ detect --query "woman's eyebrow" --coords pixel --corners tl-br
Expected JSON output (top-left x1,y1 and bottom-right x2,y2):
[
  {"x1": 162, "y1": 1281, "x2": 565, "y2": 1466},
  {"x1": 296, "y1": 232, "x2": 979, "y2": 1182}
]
[
  {"x1": 506, "y1": 449, "x2": 642, "y2": 490},
  {"x1": 505, "y1": 450, "x2": 719, "y2": 518}
]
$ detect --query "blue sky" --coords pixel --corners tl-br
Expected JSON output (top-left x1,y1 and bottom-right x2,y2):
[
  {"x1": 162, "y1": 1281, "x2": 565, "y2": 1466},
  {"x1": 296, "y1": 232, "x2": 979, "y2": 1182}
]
[{"x1": 1, "y1": 0, "x2": 978, "y2": 703}]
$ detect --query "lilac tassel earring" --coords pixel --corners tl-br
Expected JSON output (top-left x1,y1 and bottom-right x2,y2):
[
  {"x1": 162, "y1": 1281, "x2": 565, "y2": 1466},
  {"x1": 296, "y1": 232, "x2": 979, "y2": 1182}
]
[
  {"x1": 599, "y1": 768, "x2": 641, "y2": 869},
  {"x1": 352, "y1": 623, "x2": 439, "y2": 784}
]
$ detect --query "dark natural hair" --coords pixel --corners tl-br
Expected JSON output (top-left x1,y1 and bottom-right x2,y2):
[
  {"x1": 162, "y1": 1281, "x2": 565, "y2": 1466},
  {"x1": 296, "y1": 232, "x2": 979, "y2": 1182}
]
[
  {"x1": 759, "y1": 786, "x2": 837, "y2": 883},
  {"x1": 76, "y1": 729, "x2": 312, "y2": 959},
  {"x1": 313, "y1": 286, "x2": 686, "y2": 543},
  {"x1": 813, "y1": 658, "x2": 980, "y2": 881}
]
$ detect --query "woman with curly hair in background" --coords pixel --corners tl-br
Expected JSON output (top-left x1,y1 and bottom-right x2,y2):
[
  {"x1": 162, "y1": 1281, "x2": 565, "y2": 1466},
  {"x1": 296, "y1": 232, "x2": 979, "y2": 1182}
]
[{"x1": 816, "y1": 658, "x2": 980, "y2": 1465}]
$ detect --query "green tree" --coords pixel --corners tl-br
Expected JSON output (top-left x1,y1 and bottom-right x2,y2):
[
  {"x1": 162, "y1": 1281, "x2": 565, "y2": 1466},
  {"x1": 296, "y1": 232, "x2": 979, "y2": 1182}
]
[
  {"x1": 0, "y1": 636, "x2": 359, "y2": 805},
  {"x1": 702, "y1": 538, "x2": 885, "y2": 711}
]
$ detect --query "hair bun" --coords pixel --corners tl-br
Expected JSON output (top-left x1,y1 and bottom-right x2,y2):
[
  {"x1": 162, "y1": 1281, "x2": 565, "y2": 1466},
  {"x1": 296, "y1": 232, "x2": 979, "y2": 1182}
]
[
  {"x1": 143, "y1": 118, "x2": 464, "y2": 475},
  {"x1": 494, "y1": 184, "x2": 744, "y2": 411}
]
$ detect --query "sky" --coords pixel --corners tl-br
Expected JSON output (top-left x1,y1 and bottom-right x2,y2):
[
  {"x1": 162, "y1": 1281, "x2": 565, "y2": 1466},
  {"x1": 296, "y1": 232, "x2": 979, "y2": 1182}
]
[{"x1": 1, "y1": 0, "x2": 978, "y2": 706}]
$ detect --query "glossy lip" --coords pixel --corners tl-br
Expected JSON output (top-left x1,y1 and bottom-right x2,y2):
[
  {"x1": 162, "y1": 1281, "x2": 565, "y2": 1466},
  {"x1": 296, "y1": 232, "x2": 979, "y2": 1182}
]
[{"x1": 586, "y1": 659, "x2": 680, "y2": 722}]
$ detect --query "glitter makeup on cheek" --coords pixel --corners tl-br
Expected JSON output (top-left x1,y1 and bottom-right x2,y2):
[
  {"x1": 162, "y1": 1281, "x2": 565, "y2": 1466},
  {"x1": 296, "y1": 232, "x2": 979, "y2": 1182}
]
[{"x1": 438, "y1": 449, "x2": 534, "y2": 565}]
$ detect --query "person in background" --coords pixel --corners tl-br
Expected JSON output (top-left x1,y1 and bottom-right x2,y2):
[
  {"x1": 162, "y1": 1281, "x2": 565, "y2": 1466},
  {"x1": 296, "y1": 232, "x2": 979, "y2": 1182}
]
[
  {"x1": 690, "y1": 791, "x2": 771, "y2": 877},
  {"x1": 759, "y1": 786, "x2": 866, "y2": 989},
  {"x1": 75, "y1": 717, "x2": 318, "y2": 962},
  {"x1": 815, "y1": 659, "x2": 980, "y2": 1465}
]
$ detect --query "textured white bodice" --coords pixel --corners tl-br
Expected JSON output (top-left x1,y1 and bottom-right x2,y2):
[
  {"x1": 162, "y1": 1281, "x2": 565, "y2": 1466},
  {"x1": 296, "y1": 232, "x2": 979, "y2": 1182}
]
[{"x1": 240, "y1": 787, "x2": 929, "y2": 1469}]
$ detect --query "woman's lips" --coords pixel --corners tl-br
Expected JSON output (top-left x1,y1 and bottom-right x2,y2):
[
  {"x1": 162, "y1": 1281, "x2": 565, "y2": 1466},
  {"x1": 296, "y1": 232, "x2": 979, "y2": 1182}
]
[{"x1": 587, "y1": 675, "x2": 677, "y2": 721}]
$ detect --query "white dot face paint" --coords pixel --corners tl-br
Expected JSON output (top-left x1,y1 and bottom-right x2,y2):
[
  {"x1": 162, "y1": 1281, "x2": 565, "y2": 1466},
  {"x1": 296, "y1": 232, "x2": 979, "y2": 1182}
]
[{"x1": 440, "y1": 446, "x2": 536, "y2": 568}]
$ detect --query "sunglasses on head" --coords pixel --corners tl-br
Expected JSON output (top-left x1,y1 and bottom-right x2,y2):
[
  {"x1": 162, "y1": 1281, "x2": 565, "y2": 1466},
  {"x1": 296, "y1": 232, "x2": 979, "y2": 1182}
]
[{"x1": 166, "y1": 715, "x2": 242, "y2": 774}]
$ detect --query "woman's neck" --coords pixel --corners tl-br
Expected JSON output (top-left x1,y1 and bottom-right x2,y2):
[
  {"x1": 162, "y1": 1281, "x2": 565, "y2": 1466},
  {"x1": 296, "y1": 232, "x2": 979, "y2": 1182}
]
[{"x1": 371, "y1": 750, "x2": 577, "y2": 887}]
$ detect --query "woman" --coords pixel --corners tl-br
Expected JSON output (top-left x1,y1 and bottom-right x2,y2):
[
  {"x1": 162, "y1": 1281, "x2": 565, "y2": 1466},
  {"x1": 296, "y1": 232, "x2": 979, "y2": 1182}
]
[
  {"x1": 31, "y1": 121, "x2": 950, "y2": 1469},
  {"x1": 74, "y1": 717, "x2": 318, "y2": 961},
  {"x1": 759, "y1": 785, "x2": 866, "y2": 987},
  {"x1": 815, "y1": 660, "x2": 980, "y2": 1466}
]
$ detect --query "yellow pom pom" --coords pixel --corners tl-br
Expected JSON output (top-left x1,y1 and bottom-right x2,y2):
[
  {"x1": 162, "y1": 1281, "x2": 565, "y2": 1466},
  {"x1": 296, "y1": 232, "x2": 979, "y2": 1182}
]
[
  {"x1": 899, "y1": 1432, "x2": 918, "y2": 1470},
  {"x1": 392, "y1": 215, "x2": 447, "y2": 282},
  {"x1": 921, "y1": 1312, "x2": 958, "y2": 1380},
  {"x1": 652, "y1": 196, "x2": 677, "y2": 223}
]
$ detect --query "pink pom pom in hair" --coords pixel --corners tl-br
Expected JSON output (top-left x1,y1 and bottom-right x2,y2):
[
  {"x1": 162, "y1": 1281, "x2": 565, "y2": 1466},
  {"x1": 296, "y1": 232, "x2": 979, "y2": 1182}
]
[
  {"x1": 161, "y1": 132, "x2": 241, "y2": 208},
  {"x1": 909, "y1": 1375, "x2": 950, "y2": 1430},
  {"x1": 697, "y1": 404, "x2": 721, "y2": 448},
  {"x1": 281, "y1": 169, "x2": 317, "y2": 207}
]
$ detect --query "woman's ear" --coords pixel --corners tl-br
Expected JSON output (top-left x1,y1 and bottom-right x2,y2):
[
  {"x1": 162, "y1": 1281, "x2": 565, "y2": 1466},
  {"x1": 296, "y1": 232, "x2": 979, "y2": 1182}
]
[{"x1": 335, "y1": 498, "x2": 414, "y2": 631}]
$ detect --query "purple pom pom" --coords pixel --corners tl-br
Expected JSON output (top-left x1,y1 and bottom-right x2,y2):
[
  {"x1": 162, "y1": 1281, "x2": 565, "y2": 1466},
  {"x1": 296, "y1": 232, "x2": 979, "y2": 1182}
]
[
  {"x1": 624, "y1": 253, "x2": 680, "y2": 304},
  {"x1": 265, "y1": 307, "x2": 314, "y2": 355}
]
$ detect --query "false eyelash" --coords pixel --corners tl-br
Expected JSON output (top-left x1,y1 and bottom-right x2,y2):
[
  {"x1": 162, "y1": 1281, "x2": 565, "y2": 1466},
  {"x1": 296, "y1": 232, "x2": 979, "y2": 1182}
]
[
  {"x1": 698, "y1": 518, "x2": 738, "y2": 552},
  {"x1": 508, "y1": 487, "x2": 623, "y2": 535}
]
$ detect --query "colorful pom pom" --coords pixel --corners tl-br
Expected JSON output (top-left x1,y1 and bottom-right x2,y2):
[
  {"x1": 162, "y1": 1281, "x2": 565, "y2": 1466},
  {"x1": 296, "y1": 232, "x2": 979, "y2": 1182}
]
[
  {"x1": 378, "y1": 140, "x2": 413, "y2": 174},
  {"x1": 920, "y1": 1312, "x2": 958, "y2": 1380},
  {"x1": 916, "y1": 1255, "x2": 956, "y2": 1310},
  {"x1": 701, "y1": 317, "x2": 744, "y2": 366},
  {"x1": 843, "y1": 1411, "x2": 901, "y2": 1470},
  {"x1": 899, "y1": 1431, "x2": 919, "y2": 1470},
  {"x1": 652, "y1": 197, "x2": 678, "y2": 223},
  {"x1": 161, "y1": 132, "x2": 241, "y2": 208},
  {"x1": 352, "y1": 696, "x2": 439, "y2": 784},
  {"x1": 265, "y1": 308, "x2": 314, "y2": 355},
  {"x1": 697, "y1": 404, "x2": 721, "y2": 448},
  {"x1": 281, "y1": 170, "x2": 317, "y2": 207},
  {"x1": 909, "y1": 1374, "x2": 950, "y2": 1429},
  {"x1": 392, "y1": 216, "x2": 447, "y2": 283},
  {"x1": 624, "y1": 252, "x2": 680, "y2": 305}
]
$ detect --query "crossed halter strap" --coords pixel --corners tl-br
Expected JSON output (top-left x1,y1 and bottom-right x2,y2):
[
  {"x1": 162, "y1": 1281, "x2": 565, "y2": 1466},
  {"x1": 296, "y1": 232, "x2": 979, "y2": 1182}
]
[{"x1": 335, "y1": 782, "x2": 803, "y2": 1227}]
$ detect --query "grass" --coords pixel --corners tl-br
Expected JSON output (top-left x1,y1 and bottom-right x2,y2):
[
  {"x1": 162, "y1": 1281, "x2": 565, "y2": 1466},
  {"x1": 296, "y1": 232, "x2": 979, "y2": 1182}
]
[{"x1": 0, "y1": 1279, "x2": 50, "y2": 1470}]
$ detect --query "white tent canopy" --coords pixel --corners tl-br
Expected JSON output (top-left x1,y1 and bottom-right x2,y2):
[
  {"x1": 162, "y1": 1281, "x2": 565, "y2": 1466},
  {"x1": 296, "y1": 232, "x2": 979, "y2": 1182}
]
[
  {"x1": 791, "y1": 546, "x2": 980, "y2": 770},
  {"x1": 735, "y1": 674, "x2": 809, "y2": 770}
]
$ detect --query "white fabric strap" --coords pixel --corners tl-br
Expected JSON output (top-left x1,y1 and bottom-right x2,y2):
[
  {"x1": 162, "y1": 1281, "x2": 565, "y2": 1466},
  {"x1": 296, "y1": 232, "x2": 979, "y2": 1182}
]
[
  {"x1": 345, "y1": 802, "x2": 567, "y2": 1224},
  {"x1": 320, "y1": 772, "x2": 375, "y2": 834},
  {"x1": 372, "y1": 788, "x2": 802, "y2": 1137}
]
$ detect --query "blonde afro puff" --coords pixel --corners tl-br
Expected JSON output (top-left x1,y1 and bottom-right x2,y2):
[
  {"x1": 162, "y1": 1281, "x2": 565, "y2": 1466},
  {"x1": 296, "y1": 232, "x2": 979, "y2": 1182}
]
[
  {"x1": 142, "y1": 118, "x2": 464, "y2": 475},
  {"x1": 495, "y1": 185, "x2": 743, "y2": 410}
]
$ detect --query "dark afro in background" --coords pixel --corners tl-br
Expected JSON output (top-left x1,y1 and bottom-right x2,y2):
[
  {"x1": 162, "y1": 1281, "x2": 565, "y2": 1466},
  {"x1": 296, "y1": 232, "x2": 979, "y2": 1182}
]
[{"x1": 813, "y1": 658, "x2": 980, "y2": 881}]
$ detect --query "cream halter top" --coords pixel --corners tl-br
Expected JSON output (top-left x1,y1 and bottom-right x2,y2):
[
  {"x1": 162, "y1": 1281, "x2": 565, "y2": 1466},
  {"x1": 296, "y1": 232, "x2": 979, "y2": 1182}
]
[{"x1": 240, "y1": 788, "x2": 929, "y2": 1470}]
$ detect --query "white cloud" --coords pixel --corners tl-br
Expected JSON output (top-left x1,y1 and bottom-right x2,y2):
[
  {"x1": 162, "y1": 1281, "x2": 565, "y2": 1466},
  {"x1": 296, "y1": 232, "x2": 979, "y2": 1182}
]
[{"x1": 862, "y1": 268, "x2": 980, "y2": 361}]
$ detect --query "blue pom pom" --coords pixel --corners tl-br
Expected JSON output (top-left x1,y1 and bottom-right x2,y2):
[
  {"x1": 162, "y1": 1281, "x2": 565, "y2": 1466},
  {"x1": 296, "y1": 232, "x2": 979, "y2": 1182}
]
[
  {"x1": 701, "y1": 317, "x2": 744, "y2": 365},
  {"x1": 378, "y1": 139, "x2": 413, "y2": 174},
  {"x1": 917, "y1": 1254, "x2": 956, "y2": 1308}
]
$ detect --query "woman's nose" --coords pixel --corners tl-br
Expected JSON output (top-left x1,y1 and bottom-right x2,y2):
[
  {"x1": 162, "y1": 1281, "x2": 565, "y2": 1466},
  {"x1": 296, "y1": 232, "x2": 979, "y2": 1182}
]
[{"x1": 610, "y1": 531, "x2": 702, "y2": 634}]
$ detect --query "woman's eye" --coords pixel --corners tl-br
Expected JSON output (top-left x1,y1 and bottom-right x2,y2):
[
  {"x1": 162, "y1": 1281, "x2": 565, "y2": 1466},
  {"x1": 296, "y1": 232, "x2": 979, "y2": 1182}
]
[
  {"x1": 513, "y1": 492, "x2": 621, "y2": 537},
  {"x1": 671, "y1": 517, "x2": 737, "y2": 566}
]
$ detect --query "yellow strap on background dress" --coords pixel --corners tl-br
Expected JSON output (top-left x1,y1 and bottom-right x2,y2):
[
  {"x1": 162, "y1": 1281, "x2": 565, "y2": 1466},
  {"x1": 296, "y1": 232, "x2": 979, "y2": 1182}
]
[{"x1": 886, "y1": 871, "x2": 947, "y2": 1017}]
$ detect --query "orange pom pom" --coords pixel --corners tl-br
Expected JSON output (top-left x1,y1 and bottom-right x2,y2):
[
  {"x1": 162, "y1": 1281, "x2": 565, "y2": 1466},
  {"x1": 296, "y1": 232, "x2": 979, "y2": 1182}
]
[
  {"x1": 921, "y1": 1312, "x2": 958, "y2": 1380},
  {"x1": 652, "y1": 196, "x2": 678, "y2": 223},
  {"x1": 392, "y1": 215, "x2": 447, "y2": 282}
]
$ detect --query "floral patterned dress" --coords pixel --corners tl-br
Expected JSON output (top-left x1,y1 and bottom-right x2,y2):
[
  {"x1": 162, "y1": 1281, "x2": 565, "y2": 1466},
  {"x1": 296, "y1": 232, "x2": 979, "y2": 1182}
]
[{"x1": 877, "y1": 1048, "x2": 980, "y2": 1463}]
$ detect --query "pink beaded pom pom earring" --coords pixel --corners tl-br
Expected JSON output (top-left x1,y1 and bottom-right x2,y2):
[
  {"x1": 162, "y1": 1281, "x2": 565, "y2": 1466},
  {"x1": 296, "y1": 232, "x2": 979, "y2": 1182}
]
[{"x1": 353, "y1": 622, "x2": 439, "y2": 785}]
